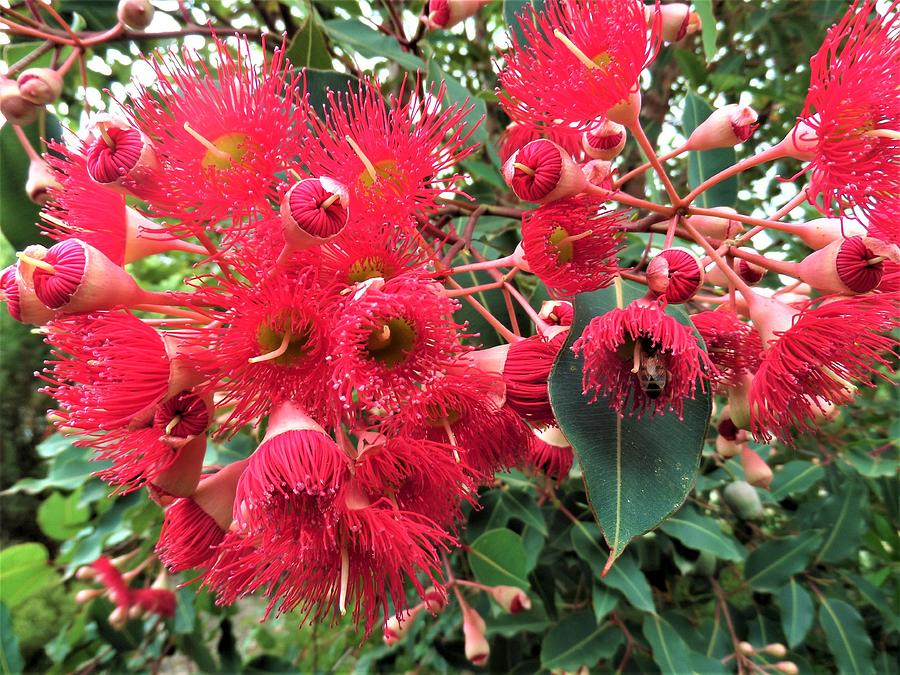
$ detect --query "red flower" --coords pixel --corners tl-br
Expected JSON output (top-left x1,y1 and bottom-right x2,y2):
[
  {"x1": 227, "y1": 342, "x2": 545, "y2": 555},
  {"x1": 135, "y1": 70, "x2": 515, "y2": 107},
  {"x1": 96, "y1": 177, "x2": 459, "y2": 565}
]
[
  {"x1": 501, "y1": 331, "x2": 569, "y2": 424},
  {"x1": 193, "y1": 268, "x2": 335, "y2": 434},
  {"x1": 691, "y1": 309, "x2": 762, "y2": 387},
  {"x1": 795, "y1": 0, "x2": 900, "y2": 219},
  {"x1": 127, "y1": 35, "x2": 307, "y2": 240},
  {"x1": 498, "y1": 0, "x2": 662, "y2": 128},
  {"x1": 40, "y1": 311, "x2": 198, "y2": 433},
  {"x1": 498, "y1": 120, "x2": 584, "y2": 163},
  {"x1": 330, "y1": 274, "x2": 465, "y2": 413},
  {"x1": 527, "y1": 426, "x2": 574, "y2": 485},
  {"x1": 572, "y1": 298, "x2": 714, "y2": 418},
  {"x1": 748, "y1": 293, "x2": 899, "y2": 443},
  {"x1": 521, "y1": 196, "x2": 626, "y2": 297},
  {"x1": 302, "y1": 77, "x2": 479, "y2": 224},
  {"x1": 868, "y1": 197, "x2": 899, "y2": 246}
]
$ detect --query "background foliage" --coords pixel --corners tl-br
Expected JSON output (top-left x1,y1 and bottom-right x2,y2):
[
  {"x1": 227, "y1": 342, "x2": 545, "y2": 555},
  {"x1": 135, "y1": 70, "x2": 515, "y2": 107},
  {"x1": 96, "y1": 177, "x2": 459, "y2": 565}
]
[{"x1": 1, "y1": 0, "x2": 897, "y2": 673}]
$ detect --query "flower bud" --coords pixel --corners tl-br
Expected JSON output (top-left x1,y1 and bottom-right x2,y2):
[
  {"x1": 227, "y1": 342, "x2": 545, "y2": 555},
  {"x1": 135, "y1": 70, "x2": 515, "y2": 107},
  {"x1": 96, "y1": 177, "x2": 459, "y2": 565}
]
[
  {"x1": 490, "y1": 585, "x2": 531, "y2": 614},
  {"x1": 423, "y1": 586, "x2": 448, "y2": 613},
  {"x1": 425, "y1": 0, "x2": 488, "y2": 30},
  {"x1": 728, "y1": 373, "x2": 753, "y2": 430},
  {"x1": 774, "y1": 662, "x2": 799, "y2": 675},
  {"x1": 75, "y1": 589, "x2": 102, "y2": 604},
  {"x1": 502, "y1": 139, "x2": 587, "y2": 203},
  {"x1": 0, "y1": 77, "x2": 39, "y2": 126},
  {"x1": 723, "y1": 481, "x2": 763, "y2": 520},
  {"x1": 688, "y1": 104, "x2": 759, "y2": 151},
  {"x1": 17, "y1": 68, "x2": 63, "y2": 105},
  {"x1": 582, "y1": 119, "x2": 626, "y2": 160},
  {"x1": 581, "y1": 159, "x2": 614, "y2": 191},
  {"x1": 649, "y1": 3, "x2": 702, "y2": 42},
  {"x1": 279, "y1": 177, "x2": 350, "y2": 254},
  {"x1": 779, "y1": 116, "x2": 819, "y2": 161},
  {"x1": 383, "y1": 605, "x2": 423, "y2": 645},
  {"x1": 716, "y1": 434, "x2": 742, "y2": 459},
  {"x1": 26, "y1": 157, "x2": 62, "y2": 205},
  {"x1": 737, "y1": 641, "x2": 756, "y2": 656},
  {"x1": 85, "y1": 115, "x2": 160, "y2": 192},
  {"x1": 706, "y1": 258, "x2": 766, "y2": 287},
  {"x1": 763, "y1": 643, "x2": 788, "y2": 658},
  {"x1": 117, "y1": 0, "x2": 155, "y2": 30},
  {"x1": 108, "y1": 606, "x2": 129, "y2": 629},
  {"x1": 647, "y1": 248, "x2": 705, "y2": 303},
  {"x1": 741, "y1": 448, "x2": 773, "y2": 489},
  {"x1": 684, "y1": 208, "x2": 743, "y2": 241},
  {"x1": 462, "y1": 606, "x2": 489, "y2": 667}
]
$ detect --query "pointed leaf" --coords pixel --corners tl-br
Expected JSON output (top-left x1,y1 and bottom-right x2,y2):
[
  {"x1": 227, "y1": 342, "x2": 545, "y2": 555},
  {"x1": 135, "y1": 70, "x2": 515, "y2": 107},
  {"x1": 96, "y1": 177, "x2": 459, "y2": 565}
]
[
  {"x1": 744, "y1": 532, "x2": 822, "y2": 592},
  {"x1": 0, "y1": 543, "x2": 60, "y2": 609},
  {"x1": 0, "y1": 603, "x2": 24, "y2": 675},
  {"x1": 641, "y1": 614, "x2": 693, "y2": 675},
  {"x1": 817, "y1": 596, "x2": 875, "y2": 675},
  {"x1": 692, "y1": 0, "x2": 718, "y2": 62},
  {"x1": 286, "y1": 2, "x2": 332, "y2": 69},
  {"x1": 660, "y1": 504, "x2": 746, "y2": 561},
  {"x1": 770, "y1": 461, "x2": 825, "y2": 500},
  {"x1": 468, "y1": 528, "x2": 529, "y2": 588},
  {"x1": 322, "y1": 19, "x2": 424, "y2": 71},
  {"x1": 541, "y1": 610, "x2": 623, "y2": 672},
  {"x1": 775, "y1": 579, "x2": 814, "y2": 647},
  {"x1": 814, "y1": 479, "x2": 867, "y2": 564},
  {"x1": 549, "y1": 279, "x2": 712, "y2": 565}
]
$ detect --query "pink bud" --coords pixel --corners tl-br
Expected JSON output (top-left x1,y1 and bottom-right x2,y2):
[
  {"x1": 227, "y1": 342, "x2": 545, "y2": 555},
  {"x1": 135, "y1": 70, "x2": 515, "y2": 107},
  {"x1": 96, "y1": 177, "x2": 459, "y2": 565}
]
[
  {"x1": 17, "y1": 68, "x2": 64, "y2": 105},
  {"x1": 581, "y1": 159, "x2": 614, "y2": 193},
  {"x1": 716, "y1": 434, "x2": 742, "y2": 459},
  {"x1": 705, "y1": 257, "x2": 766, "y2": 288},
  {"x1": 650, "y1": 3, "x2": 702, "y2": 42},
  {"x1": 0, "y1": 77, "x2": 39, "y2": 125},
  {"x1": 688, "y1": 104, "x2": 759, "y2": 151},
  {"x1": 741, "y1": 448, "x2": 773, "y2": 489},
  {"x1": 117, "y1": 0, "x2": 155, "y2": 30},
  {"x1": 75, "y1": 589, "x2": 102, "y2": 604},
  {"x1": 647, "y1": 248, "x2": 705, "y2": 303},
  {"x1": 4, "y1": 248, "x2": 56, "y2": 325},
  {"x1": 490, "y1": 586, "x2": 531, "y2": 614},
  {"x1": 795, "y1": 236, "x2": 896, "y2": 294},
  {"x1": 85, "y1": 115, "x2": 160, "y2": 192},
  {"x1": 462, "y1": 606, "x2": 489, "y2": 667},
  {"x1": 770, "y1": 217, "x2": 867, "y2": 250},
  {"x1": 538, "y1": 300, "x2": 574, "y2": 326},
  {"x1": 778, "y1": 116, "x2": 819, "y2": 161},
  {"x1": 26, "y1": 158, "x2": 62, "y2": 206},
  {"x1": 423, "y1": 586, "x2": 448, "y2": 613},
  {"x1": 728, "y1": 373, "x2": 753, "y2": 430},
  {"x1": 279, "y1": 177, "x2": 350, "y2": 254},
  {"x1": 502, "y1": 140, "x2": 586, "y2": 203},
  {"x1": 425, "y1": 0, "x2": 488, "y2": 30},
  {"x1": 582, "y1": 119, "x2": 627, "y2": 160},
  {"x1": 383, "y1": 605, "x2": 424, "y2": 645}
]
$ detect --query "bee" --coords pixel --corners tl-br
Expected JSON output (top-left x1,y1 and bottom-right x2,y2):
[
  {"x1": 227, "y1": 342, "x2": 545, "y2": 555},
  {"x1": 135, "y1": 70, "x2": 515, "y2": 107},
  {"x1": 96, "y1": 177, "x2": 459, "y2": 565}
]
[{"x1": 632, "y1": 337, "x2": 669, "y2": 400}]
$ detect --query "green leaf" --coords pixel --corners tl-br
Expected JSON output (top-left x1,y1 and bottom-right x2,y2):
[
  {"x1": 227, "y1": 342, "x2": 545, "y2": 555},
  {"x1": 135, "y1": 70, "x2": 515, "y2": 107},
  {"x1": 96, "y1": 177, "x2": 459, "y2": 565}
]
[
  {"x1": 487, "y1": 599, "x2": 550, "y2": 637},
  {"x1": 37, "y1": 490, "x2": 90, "y2": 541},
  {"x1": 775, "y1": 579, "x2": 814, "y2": 647},
  {"x1": 591, "y1": 585, "x2": 619, "y2": 625},
  {"x1": 468, "y1": 528, "x2": 530, "y2": 588},
  {"x1": 303, "y1": 68, "x2": 359, "y2": 113},
  {"x1": 4, "y1": 442, "x2": 104, "y2": 495},
  {"x1": 503, "y1": 1, "x2": 546, "y2": 43},
  {"x1": 323, "y1": 19, "x2": 425, "y2": 71},
  {"x1": 499, "y1": 489, "x2": 547, "y2": 535},
  {"x1": 845, "y1": 573, "x2": 900, "y2": 634},
  {"x1": 680, "y1": 93, "x2": 737, "y2": 208},
  {"x1": 0, "y1": 114, "x2": 62, "y2": 249},
  {"x1": 817, "y1": 596, "x2": 875, "y2": 675},
  {"x1": 814, "y1": 479, "x2": 867, "y2": 564},
  {"x1": 549, "y1": 279, "x2": 711, "y2": 566},
  {"x1": 641, "y1": 614, "x2": 694, "y2": 675},
  {"x1": 744, "y1": 532, "x2": 822, "y2": 592},
  {"x1": 660, "y1": 504, "x2": 746, "y2": 561},
  {"x1": 286, "y1": 2, "x2": 333, "y2": 69},
  {"x1": 540, "y1": 610, "x2": 622, "y2": 672},
  {"x1": 693, "y1": 0, "x2": 718, "y2": 62},
  {"x1": 173, "y1": 588, "x2": 196, "y2": 635},
  {"x1": 0, "y1": 603, "x2": 24, "y2": 675},
  {"x1": 770, "y1": 461, "x2": 825, "y2": 500},
  {"x1": 0, "y1": 543, "x2": 60, "y2": 609}
]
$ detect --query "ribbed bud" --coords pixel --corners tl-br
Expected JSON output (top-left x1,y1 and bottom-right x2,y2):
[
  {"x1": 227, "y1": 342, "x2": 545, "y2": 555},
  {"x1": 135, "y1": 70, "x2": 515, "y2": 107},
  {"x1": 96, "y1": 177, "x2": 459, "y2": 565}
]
[
  {"x1": 17, "y1": 68, "x2": 64, "y2": 105},
  {"x1": 646, "y1": 248, "x2": 705, "y2": 303},
  {"x1": 279, "y1": 177, "x2": 350, "y2": 253},
  {"x1": 502, "y1": 140, "x2": 586, "y2": 203},
  {"x1": 582, "y1": 119, "x2": 627, "y2": 160}
]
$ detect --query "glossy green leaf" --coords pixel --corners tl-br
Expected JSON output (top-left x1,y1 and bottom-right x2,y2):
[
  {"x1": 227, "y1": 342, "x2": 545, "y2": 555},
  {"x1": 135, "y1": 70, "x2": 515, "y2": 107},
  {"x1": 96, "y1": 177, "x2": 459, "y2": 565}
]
[
  {"x1": 660, "y1": 504, "x2": 746, "y2": 561},
  {"x1": 323, "y1": 19, "x2": 425, "y2": 71},
  {"x1": 549, "y1": 279, "x2": 712, "y2": 567},
  {"x1": 775, "y1": 579, "x2": 814, "y2": 647},
  {"x1": 303, "y1": 68, "x2": 359, "y2": 113},
  {"x1": 814, "y1": 479, "x2": 867, "y2": 564},
  {"x1": 817, "y1": 596, "x2": 875, "y2": 675},
  {"x1": 37, "y1": 490, "x2": 90, "y2": 541},
  {"x1": 591, "y1": 585, "x2": 619, "y2": 625},
  {"x1": 641, "y1": 614, "x2": 694, "y2": 675},
  {"x1": 693, "y1": 1, "x2": 718, "y2": 62},
  {"x1": 0, "y1": 114, "x2": 62, "y2": 250},
  {"x1": 0, "y1": 603, "x2": 24, "y2": 675},
  {"x1": 173, "y1": 588, "x2": 196, "y2": 635},
  {"x1": 0, "y1": 543, "x2": 60, "y2": 609},
  {"x1": 680, "y1": 93, "x2": 737, "y2": 208},
  {"x1": 286, "y1": 2, "x2": 333, "y2": 70},
  {"x1": 770, "y1": 461, "x2": 825, "y2": 500},
  {"x1": 744, "y1": 532, "x2": 822, "y2": 592},
  {"x1": 845, "y1": 573, "x2": 900, "y2": 634},
  {"x1": 468, "y1": 528, "x2": 530, "y2": 588},
  {"x1": 540, "y1": 610, "x2": 622, "y2": 672}
]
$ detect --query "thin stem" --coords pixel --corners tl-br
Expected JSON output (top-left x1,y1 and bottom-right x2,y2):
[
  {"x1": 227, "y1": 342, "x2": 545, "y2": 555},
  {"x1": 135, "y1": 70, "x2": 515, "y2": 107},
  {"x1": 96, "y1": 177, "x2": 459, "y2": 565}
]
[
  {"x1": 681, "y1": 218, "x2": 755, "y2": 297},
  {"x1": 615, "y1": 143, "x2": 689, "y2": 188},
  {"x1": 628, "y1": 120, "x2": 681, "y2": 204},
  {"x1": 504, "y1": 280, "x2": 550, "y2": 334},
  {"x1": 6, "y1": 40, "x2": 55, "y2": 77},
  {"x1": 687, "y1": 206, "x2": 798, "y2": 232},
  {"x1": 732, "y1": 188, "x2": 810, "y2": 246},
  {"x1": 683, "y1": 145, "x2": 788, "y2": 205},
  {"x1": 444, "y1": 278, "x2": 520, "y2": 343},
  {"x1": 729, "y1": 247, "x2": 799, "y2": 279},
  {"x1": 11, "y1": 124, "x2": 39, "y2": 161},
  {"x1": 600, "y1": 187, "x2": 675, "y2": 216},
  {"x1": 443, "y1": 254, "x2": 517, "y2": 276}
]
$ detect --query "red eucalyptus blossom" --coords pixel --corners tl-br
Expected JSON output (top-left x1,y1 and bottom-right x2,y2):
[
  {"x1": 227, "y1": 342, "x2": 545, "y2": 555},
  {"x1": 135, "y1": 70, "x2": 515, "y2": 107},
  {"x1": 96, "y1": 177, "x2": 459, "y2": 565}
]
[
  {"x1": 792, "y1": 0, "x2": 900, "y2": 219},
  {"x1": 527, "y1": 426, "x2": 574, "y2": 485},
  {"x1": 498, "y1": 0, "x2": 662, "y2": 128},
  {"x1": 573, "y1": 295, "x2": 714, "y2": 418},
  {"x1": 746, "y1": 292, "x2": 899, "y2": 443},
  {"x1": 521, "y1": 195, "x2": 626, "y2": 296},
  {"x1": 691, "y1": 309, "x2": 762, "y2": 388}
]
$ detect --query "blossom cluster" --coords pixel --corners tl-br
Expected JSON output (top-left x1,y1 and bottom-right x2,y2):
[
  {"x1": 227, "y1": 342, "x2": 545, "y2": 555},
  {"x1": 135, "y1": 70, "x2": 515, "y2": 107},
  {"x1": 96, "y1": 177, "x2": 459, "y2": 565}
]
[{"x1": 1, "y1": 0, "x2": 898, "y2": 652}]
